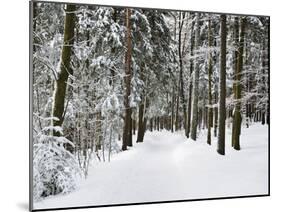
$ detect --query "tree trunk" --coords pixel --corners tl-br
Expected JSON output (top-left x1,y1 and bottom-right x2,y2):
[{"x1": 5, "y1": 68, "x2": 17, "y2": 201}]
[
  {"x1": 186, "y1": 21, "x2": 194, "y2": 138},
  {"x1": 231, "y1": 17, "x2": 239, "y2": 146},
  {"x1": 150, "y1": 118, "x2": 153, "y2": 131},
  {"x1": 136, "y1": 98, "x2": 147, "y2": 143},
  {"x1": 217, "y1": 14, "x2": 227, "y2": 155},
  {"x1": 157, "y1": 117, "x2": 160, "y2": 131},
  {"x1": 214, "y1": 89, "x2": 218, "y2": 137},
  {"x1": 122, "y1": 8, "x2": 132, "y2": 151},
  {"x1": 191, "y1": 13, "x2": 200, "y2": 141},
  {"x1": 178, "y1": 12, "x2": 188, "y2": 136},
  {"x1": 132, "y1": 115, "x2": 136, "y2": 135},
  {"x1": 127, "y1": 108, "x2": 133, "y2": 147},
  {"x1": 52, "y1": 4, "x2": 76, "y2": 136},
  {"x1": 232, "y1": 17, "x2": 246, "y2": 151},
  {"x1": 137, "y1": 103, "x2": 144, "y2": 142},
  {"x1": 207, "y1": 18, "x2": 213, "y2": 145},
  {"x1": 171, "y1": 87, "x2": 175, "y2": 132}
]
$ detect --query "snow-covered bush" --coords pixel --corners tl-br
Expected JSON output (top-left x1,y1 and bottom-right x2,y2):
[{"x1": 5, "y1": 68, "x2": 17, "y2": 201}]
[{"x1": 33, "y1": 126, "x2": 82, "y2": 201}]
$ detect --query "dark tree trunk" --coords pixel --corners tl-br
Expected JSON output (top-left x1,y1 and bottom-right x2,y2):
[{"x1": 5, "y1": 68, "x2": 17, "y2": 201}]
[
  {"x1": 178, "y1": 12, "x2": 188, "y2": 136},
  {"x1": 231, "y1": 17, "x2": 239, "y2": 146},
  {"x1": 96, "y1": 112, "x2": 102, "y2": 151},
  {"x1": 207, "y1": 18, "x2": 213, "y2": 145},
  {"x1": 186, "y1": 21, "x2": 194, "y2": 138},
  {"x1": 137, "y1": 102, "x2": 145, "y2": 143},
  {"x1": 52, "y1": 4, "x2": 76, "y2": 136},
  {"x1": 157, "y1": 117, "x2": 160, "y2": 131},
  {"x1": 160, "y1": 117, "x2": 164, "y2": 130},
  {"x1": 261, "y1": 112, "x2": 265, "y2": 125},
  {"x1": 127, "y1": 109, "x2": 133, "y2": 147},
  {"x1": 150, "y1": 118, "x2": 153, "y2": 131},
  {"x1": 175, "y1": 88, "x2": 180, "y2": 131},
  {"x1": 191, "y1": 13, "x2": 200, "y2": 141},
  {"x1": 132, "y1": 116, "x2": 136, "y2": 135},
  {"x1": 122, "y1": 8, "x2": 132, "y2": 151},
  {"x1": 217, "y1": 14, "x2": 227, "y2": 155},
  {"x1": 232, "y1": 17, "x2": 246, "y2": 151},
  {"x1": 214, "y1": 89, "x2": 218, "y2": 137},
  {"x1": 171, "y1": 87, "x2": 175, "y2": 132}
]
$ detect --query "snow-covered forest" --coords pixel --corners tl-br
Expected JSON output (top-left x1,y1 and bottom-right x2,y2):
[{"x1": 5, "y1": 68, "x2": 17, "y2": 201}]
[{"x1": 31, "y1": 1, "x2": 269, "y2": 210}]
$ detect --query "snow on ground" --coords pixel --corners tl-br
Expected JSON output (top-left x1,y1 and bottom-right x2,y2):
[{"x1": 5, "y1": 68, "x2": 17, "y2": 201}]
[{"x1": 34, "y1": 123, "x2": 268, "y2": 210}]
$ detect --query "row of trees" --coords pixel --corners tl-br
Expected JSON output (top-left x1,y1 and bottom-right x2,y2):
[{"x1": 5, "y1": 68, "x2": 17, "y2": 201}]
[{"x1": 32, "y1": 2, "x2": 269, "y2": 200}]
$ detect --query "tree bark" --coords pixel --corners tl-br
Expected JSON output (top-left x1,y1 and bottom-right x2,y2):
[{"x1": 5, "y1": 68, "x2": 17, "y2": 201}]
[
  {"x1": 171, "y1": 87, "x2": 175, "y2": 132},
  {"x1": 52, "y1": 4, "x2": 76, "y2": 136},
  {"x1": 214, "y1": 88, "x2": 218, "y2": 137},
  {"x1": 191, "y1": 13, "x2": 200, "y2": 141},
  {"x1": 178, "y1": 12, "x2": 188, "y2": 136},
  {"x1": 231, "y1": 17, "x2": 239, "y2": 146},
  {"x1": 136, "y1": 98, "x2": 147, "y2": 143},
  {"x1": 122, "y1": 8, "x2": 132, "y2": 150},
  {"x1": 186, "y1": 21, "x2": 194, "y2": 138},
  {"x1": 207, "y1": 17, "x2": 213, "y2": 145},
  {"x1": 232, "y1": 17, "x2": 246, "y2": 151},
  {"x1": 217, "y1": 14, "x2": 227, "y2": 155},
  {"x1": 127, "y1": 108, "x2": 133, "y2": 147}
]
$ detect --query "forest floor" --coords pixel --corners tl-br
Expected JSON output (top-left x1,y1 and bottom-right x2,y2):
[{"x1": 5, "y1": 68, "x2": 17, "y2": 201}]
[{"x1": 34, "y1": 123, "x2": 269, "y2": 210}]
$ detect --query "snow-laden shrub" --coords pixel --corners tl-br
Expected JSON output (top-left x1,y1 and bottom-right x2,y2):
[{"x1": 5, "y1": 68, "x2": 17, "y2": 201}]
[{"x1": 33, "y1": 126, "x2": 82, "y2": 201}]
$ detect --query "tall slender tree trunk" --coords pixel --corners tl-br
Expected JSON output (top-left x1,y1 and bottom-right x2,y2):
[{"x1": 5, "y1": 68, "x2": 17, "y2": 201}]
[
  {"x1": 207, "y1": 18, "x2": 213, "y2": 145},
  {"x1": 132, "y1": 114, "x2": 136, "y2": 135},
  {"x1": 136, "y1": 101, "x2": 145, "y2": 142},
  {"x1": 217, "y1": 14, "x2": 227, "y2": 155},
  {"x1": 232, "y1": 17, "x2": 246, "y2": 151},
  {"x1": 171, "y1": 87, "x2": 175, "y2": 132},
  {"x1": 191, "y1": 13, "x2": 200, "y2": 141},
  {"x1": 175, "y1": 84, "x2": 180, "y2": 131},
  {"x1": 127, "y1": 109, "x2": 133, "y2": 147},
  {"x1": 213, "y1": 87, "x2": 218, "y2": 137},
  {"x1": 150, "y1": 118, "x2": 153, "y2": 131},
  {"x1": 122, "y1": 8, "x2": 132, "y2": 151},
  {"x1": 231, "y1": 17, "x2": 239, "y2": 146},
  {"x1": 137, "y1": 93, "x2": 148, "y2": 143},
  {"x1": 174, "y1": 14, "x2": 180, "y2": 132},
  {"x1": 178, "y1": 12, "x2": 188, "y2": 136},
  {"x1": 186, "y1": 21, "x2": 194, "y2": 138},
  {"x1": 52, "y1": 4, "x2": 76, "y2": 136}
]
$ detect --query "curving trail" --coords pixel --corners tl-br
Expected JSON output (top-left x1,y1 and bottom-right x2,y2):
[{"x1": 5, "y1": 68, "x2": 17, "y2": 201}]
[{"x1": 34, "y1": 124, "x2": 268, "y2": 210}]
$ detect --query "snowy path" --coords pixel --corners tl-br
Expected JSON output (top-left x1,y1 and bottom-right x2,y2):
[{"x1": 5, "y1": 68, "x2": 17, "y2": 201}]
[{"x1": 35, "y1": 124, "x2": 268, "y2": 210}]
